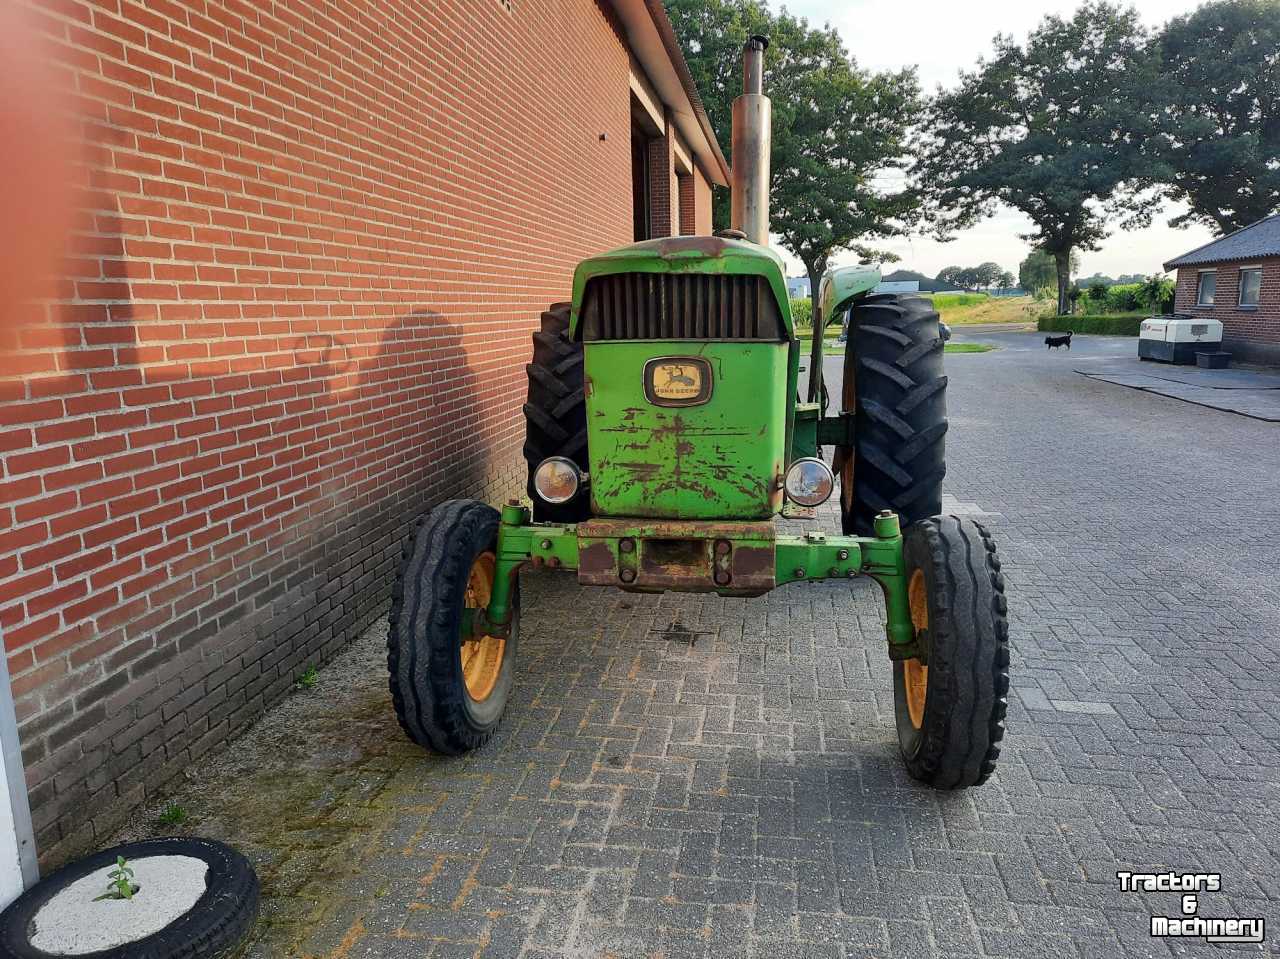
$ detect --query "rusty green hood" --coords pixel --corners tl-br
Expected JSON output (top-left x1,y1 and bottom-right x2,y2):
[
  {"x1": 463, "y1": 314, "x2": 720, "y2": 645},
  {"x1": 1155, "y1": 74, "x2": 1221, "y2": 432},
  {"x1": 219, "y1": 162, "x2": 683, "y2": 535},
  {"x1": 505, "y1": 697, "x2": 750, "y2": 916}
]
[{"x1": 569, "y1": 235, "x2": 797, "y2": 520}]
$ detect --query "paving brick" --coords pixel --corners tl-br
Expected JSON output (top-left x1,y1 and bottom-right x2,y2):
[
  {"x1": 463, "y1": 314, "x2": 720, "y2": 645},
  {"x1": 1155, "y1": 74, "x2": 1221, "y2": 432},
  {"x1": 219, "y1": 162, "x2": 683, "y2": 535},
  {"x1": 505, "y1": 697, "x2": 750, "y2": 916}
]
[{"x1": 102, "y1": 333, "x2": 1280, "y2": 956}]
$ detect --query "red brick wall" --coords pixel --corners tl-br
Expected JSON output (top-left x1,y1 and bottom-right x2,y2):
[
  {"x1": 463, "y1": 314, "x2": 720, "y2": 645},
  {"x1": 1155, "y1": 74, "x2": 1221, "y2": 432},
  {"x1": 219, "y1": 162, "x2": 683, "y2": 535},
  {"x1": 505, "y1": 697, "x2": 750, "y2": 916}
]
[
  {"x1": 5, "y1": 0, "x2": 633, "y2": 865},
  {"x1": 1174, "y1": 257, "x2": 1280, "y2": 361},
  {"x1": 677, "y1": 174, "x2": 694, "y2": 236},
  {"x1": 693, "y1": 168, "x2": 714, "y2": 236},
  {"x1": 646, "y1": 126, "x2": 675, "y2": 239}
]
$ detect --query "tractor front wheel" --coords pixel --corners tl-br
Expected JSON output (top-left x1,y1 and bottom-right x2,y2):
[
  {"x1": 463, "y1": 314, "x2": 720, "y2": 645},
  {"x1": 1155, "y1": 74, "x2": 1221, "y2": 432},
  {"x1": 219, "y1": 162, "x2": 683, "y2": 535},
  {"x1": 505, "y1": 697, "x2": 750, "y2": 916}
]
[
  {"x1": 893, "y1": 516, "x2": 1009, "y2": 788},
  {"x1": 388, "y1": 500, "x2": 518, "y2": 754}
]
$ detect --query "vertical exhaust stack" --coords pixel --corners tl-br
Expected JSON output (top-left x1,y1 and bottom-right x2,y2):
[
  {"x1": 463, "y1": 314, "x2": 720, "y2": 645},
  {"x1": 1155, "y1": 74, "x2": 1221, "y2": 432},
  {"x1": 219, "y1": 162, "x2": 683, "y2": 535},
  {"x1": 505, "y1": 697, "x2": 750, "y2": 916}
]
[{"x1": 730, "y1": 36, "x2": 771, "y2": 246}]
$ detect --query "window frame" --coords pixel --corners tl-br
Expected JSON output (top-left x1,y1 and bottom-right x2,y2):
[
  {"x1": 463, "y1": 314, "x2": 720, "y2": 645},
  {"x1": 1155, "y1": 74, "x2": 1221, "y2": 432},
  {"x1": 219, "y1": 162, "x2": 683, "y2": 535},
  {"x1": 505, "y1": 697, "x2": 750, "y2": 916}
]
[
  {"x1": 1238, "y1": 266, "x2": 1263, "y2": 308},
  {"x1": 1195, "y1": 269, "x2": 1216, "y2": 307}
]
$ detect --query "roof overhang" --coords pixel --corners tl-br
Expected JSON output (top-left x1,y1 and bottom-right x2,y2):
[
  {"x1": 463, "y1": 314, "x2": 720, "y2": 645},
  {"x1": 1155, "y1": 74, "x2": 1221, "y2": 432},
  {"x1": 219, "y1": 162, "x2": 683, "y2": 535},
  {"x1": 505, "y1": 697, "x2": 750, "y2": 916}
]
[
  {"x1": 1163, "y1": 214, "x2": 1280, "y2": 271},
  {"x1": 605, "y1": 0, "x2": 731, "y2": 188}
]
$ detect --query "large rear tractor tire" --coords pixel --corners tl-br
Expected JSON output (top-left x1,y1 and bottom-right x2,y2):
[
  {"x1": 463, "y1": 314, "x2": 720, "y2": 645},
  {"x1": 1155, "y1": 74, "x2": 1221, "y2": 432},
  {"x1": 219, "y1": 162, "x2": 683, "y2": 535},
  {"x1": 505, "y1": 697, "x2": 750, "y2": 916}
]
[
  {"x1": 524, "y1": 303, "x2": 590, "y2": 523},
  {"x1": 388, "y1": 500, "x2": 518, "y2": 754},
  {"x1": 893, "y1": 516, "x2": 1009, "y2": 788},
  {"x1": 838, "y1": 294, "x2": 947, "y2": 536}
]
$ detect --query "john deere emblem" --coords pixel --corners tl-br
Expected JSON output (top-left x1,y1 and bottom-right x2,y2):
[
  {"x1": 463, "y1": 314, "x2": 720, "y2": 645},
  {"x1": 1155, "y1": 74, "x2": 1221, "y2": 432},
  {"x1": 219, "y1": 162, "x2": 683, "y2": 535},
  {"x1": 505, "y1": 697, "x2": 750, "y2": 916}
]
[{"x1": 644, "y1": 357, "x2": 713, "y2": 407}]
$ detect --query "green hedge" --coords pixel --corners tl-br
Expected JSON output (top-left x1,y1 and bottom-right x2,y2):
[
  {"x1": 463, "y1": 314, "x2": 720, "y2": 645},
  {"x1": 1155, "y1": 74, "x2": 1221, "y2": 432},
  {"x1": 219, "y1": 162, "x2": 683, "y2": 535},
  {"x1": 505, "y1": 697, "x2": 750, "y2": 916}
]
[{"x1": 1038, "y1": 314, "x2": 1145, "y2": 336}]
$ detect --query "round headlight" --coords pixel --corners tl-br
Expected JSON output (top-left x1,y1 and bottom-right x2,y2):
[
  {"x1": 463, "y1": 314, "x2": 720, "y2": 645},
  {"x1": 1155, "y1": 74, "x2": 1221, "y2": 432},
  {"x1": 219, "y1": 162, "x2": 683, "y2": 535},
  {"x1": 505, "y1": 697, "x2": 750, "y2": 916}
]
[
  {"x1": 784, "y1": 457, "x2": 835, "y2": 507},
  {"x1": 533, "y1": 457, "x2": 582, "y2": 504}
]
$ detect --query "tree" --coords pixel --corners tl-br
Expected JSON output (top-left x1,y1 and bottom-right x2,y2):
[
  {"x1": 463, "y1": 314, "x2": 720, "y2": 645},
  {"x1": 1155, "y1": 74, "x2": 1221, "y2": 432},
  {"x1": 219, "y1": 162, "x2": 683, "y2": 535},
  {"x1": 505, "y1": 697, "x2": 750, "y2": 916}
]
[
  {"x1": 663, "y1": 0, "x2": 770, "y2": 229},
  {"x1": 1155, "y1": 0, "x2": 1280, "y2": 234},
  {"x1": 1137, "y1": 274, "x2": 1175, "y2": 313},
  {"x1": 666, "y1": 0, "x2": 923, "y2": 400},
  {"x1": 937, "y1": 263, "x2": 1006, "y2": 290},
  {"x1": 1018, "y1": 250, "x2": 1056, "y2": 292},
  {"x1": 974, "y1": 262, "x2": 1004, "y2": 288},
  {"x1": 915, "y1": 3, "x2": 1163, "y2": 315},
  {"x1": 996, "y1": 271, "x2": 1015, "y2": 291}
]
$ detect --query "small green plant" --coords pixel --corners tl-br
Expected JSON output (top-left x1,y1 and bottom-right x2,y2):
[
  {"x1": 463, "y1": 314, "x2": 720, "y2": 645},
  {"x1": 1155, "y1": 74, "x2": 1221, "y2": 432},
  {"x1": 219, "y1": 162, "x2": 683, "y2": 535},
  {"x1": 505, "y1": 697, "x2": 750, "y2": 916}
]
[
  {"x1": 297, "y1": 665, "x2": 319, "y2": 689},
  {"x1": 157, "y1": 802, "x2": 188, "y2": 826},
  {"x1": 93, "y1": 856, "x2": 137, "y2": 902},
  {"x1": 789, "y1": 297, "x2": 812, "y2": 330}
]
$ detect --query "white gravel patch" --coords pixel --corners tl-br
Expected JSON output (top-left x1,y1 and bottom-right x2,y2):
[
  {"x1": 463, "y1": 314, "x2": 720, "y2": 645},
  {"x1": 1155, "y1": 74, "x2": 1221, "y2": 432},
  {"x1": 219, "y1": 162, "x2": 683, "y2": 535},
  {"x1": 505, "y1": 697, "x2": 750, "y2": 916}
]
[{"x1": 29, "y1": 855, "x2": 208, "y2": 955}]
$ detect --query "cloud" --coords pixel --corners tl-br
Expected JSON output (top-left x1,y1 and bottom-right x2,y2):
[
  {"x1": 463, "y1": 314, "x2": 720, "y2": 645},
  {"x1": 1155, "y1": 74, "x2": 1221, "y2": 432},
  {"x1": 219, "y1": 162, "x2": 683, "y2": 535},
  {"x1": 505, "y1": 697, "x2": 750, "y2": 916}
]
[{"x1": 765, "y1": 0, "x2": 1218, "y2": 280}]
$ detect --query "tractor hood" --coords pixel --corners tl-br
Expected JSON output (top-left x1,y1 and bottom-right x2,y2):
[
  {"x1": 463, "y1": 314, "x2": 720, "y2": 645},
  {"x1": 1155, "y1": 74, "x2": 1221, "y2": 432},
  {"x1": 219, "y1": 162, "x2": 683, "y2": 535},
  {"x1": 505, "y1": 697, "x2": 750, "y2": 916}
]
[
  {"x1": 568, "y1": 235, "x2": 793, "y2": 341},
  {"x1": 567, "y1": 234, "x2": 798, "y2": 521}
]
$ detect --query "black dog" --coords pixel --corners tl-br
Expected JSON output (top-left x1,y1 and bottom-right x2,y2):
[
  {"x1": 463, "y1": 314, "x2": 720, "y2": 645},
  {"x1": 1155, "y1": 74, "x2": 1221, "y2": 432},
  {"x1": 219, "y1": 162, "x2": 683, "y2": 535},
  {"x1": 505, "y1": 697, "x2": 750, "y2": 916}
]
[{"x1": 1045, "y1": 330, "x2": 1073, "y2": 350}]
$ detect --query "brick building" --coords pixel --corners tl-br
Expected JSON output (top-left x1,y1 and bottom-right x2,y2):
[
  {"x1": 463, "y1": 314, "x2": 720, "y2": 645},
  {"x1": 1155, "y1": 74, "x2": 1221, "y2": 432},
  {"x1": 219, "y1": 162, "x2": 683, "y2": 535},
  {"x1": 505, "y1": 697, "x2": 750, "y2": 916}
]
[
  {"x1": 1165, "y1": 214, "x2": 1280, "y2": 365},
  {"x1": 2, "y1": 0, "x2": 728, "y2": 865}
]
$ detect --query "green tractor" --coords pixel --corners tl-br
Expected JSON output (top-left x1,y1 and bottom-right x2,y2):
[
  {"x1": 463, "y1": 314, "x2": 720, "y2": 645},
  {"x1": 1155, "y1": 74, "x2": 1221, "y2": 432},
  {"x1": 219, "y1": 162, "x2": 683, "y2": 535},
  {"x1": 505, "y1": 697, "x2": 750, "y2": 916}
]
[{"x1": 388, "y1": 37, "x2": 1008, "y2": 788}]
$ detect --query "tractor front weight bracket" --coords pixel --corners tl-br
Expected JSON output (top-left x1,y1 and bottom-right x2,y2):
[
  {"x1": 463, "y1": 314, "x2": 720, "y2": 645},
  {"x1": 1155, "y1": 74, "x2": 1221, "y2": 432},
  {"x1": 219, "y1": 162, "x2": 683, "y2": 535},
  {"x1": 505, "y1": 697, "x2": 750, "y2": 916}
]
[{"x1": 480, "y1": 502, "x2": 916, "y2": 655}]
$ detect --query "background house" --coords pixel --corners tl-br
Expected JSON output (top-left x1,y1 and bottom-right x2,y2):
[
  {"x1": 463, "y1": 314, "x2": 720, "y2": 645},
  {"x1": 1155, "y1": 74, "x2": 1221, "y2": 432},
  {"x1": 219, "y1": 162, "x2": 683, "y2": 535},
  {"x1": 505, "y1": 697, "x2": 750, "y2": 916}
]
[
  {"x1": 786, "y1": 276, "x2": 811, "y2": 299},
  {"x1": 1165, "y1": 215, "x2": 1280, "y2": 365},
  {"x1": 873, "y1": 280, "x2": 921, "y2": 294},
  {"x1": 880, "y1": 269, "x2": 963, "y2": 293},
  {"x1": 2, "y1": 0, "x2": 727, "y2": 867}
]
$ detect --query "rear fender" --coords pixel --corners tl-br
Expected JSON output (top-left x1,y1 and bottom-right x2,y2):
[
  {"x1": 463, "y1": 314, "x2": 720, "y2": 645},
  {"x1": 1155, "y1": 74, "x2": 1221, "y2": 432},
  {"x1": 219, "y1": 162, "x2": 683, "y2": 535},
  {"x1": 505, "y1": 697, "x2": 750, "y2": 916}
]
[{"x1": 818, "y1": 266, "x2": 882, "y2": 331}]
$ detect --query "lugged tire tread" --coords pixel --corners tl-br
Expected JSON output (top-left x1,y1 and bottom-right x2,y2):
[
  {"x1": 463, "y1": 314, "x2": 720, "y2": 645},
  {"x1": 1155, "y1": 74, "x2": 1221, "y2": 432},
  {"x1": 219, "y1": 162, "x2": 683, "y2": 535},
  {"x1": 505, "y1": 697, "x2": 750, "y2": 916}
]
[
  {"x1": 524, "y1": 303, "x2": 590, "y2": 523},
  {"x1": 840, "y1": 294, "x2": 948, "y2": 535}
]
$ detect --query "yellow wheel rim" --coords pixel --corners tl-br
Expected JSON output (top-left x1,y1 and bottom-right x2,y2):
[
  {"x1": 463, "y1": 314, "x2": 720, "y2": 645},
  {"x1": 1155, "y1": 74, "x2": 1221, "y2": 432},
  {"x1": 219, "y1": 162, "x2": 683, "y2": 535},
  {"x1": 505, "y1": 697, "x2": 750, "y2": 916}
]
[
  {"x1": 462, "y1": 551, "x2": 505, "y2": 703},
  {"x1": 904, "y1": 568, "x2": 929, "y2": 729}
]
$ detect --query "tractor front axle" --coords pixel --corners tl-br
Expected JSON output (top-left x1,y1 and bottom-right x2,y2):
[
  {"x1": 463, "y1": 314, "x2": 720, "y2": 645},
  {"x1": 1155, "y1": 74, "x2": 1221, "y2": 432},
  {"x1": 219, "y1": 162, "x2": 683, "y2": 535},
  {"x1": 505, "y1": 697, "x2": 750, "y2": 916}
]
[{"x1": 473, "y1": 502, "x2": 915, "y2": 650}]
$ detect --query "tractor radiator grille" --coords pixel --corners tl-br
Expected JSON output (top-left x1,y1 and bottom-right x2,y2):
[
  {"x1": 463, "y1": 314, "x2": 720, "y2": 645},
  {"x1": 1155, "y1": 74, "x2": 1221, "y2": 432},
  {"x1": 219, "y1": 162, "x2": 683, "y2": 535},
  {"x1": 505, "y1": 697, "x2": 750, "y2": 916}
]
[{"x1": 578, "y1": 273, "x2": 785, "y2": 341}]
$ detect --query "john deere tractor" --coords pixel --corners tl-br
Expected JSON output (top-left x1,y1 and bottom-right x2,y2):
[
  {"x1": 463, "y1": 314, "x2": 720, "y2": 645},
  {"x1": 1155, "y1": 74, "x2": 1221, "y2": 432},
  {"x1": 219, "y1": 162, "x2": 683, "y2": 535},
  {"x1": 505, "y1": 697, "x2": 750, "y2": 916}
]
[{"x1": 388, "y1": 37, "x2": 1008, "y2": 788}]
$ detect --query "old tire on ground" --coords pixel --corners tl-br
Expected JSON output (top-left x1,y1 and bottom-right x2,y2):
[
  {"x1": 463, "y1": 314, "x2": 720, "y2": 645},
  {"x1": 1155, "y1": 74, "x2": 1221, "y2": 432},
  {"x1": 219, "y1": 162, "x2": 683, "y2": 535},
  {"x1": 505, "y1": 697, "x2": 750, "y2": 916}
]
[
  {"x1": 838, "y1": 293, "x2": 947, "y2": 536},
  {"x1": 388, "y1": 499, "x2": 518, "y2": 754},
  {"x1": 0, "y1": 837, "x2": 258, "y2": 959},
  {"x1": 524, "y1": 303, "x2": 590, "y2": 523},
  {"x1": 894, "y1": 516, "x2": 1009, "y2": 789}
]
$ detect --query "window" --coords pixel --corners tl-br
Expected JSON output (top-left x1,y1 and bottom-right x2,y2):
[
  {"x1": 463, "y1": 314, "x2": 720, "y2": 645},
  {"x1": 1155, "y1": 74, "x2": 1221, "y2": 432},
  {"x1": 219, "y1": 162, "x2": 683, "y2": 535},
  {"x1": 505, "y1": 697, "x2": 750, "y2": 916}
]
[
  {"x1": 1196, "y1": 270, "x2": 1216, "y2": 307},
  {"x1": 630, "y1": 120, "x2": 652, "y2": 242},
  {"x1": 1239, "y1": 268, "x2": 1262, "y2": 307}
]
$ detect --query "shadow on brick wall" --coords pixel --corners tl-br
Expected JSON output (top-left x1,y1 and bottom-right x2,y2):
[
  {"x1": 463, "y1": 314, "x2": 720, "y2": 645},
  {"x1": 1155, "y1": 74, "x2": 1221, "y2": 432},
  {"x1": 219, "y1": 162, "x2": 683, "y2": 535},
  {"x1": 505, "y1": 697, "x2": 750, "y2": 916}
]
[{"x1": 19, "y1": 297, "x2": 518, "y2": 867}]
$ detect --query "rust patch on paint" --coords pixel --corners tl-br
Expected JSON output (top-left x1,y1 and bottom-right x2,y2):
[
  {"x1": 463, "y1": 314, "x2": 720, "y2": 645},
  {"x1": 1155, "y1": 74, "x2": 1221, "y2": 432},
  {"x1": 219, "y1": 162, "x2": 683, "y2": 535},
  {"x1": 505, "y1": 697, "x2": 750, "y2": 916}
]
[
  {"x1": 732, "y1": 544, "x2": 775, "y2": 580},
  {"x1": 576, "y1": 521, "x2": 775, "y2": 594},
  {"x1": 655, "y1": 235, "x2": 731, "y2": 258},
  {"x1": 578, "y1": 541, "x2": 616, "y2": 579}
]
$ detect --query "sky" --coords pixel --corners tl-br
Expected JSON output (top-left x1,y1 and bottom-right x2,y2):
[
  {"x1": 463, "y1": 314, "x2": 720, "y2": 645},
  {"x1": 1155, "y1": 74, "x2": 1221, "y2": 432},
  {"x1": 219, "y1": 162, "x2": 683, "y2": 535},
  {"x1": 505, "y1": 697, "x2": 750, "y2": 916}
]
[{"x1": 764, "y1": 0, "x2": 1218, "y2": 283}]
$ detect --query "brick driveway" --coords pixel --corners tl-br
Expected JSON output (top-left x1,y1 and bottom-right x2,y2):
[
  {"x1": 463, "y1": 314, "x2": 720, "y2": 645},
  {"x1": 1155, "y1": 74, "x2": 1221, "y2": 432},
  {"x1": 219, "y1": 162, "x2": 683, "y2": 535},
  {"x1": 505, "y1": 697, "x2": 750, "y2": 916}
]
[{"x1": 122, "y1": 331, "x2": 1280, "y2": 958}]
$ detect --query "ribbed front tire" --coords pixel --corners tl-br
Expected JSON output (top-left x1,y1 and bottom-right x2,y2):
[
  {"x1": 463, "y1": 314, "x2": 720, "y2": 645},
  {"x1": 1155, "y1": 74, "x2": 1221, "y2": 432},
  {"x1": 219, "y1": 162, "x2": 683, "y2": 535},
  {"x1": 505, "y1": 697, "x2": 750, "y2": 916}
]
[
  {"x1": 838, "y1": 294, "x2": 948, "y2": 536},
  {"x1": 388, "y1": 500, "x2": 518, "y2": 754},
  {"x1": 894, "y1": 516, "x2": 1009, "y2": 789}
]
